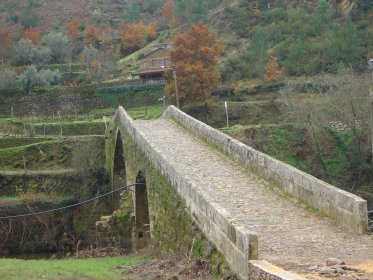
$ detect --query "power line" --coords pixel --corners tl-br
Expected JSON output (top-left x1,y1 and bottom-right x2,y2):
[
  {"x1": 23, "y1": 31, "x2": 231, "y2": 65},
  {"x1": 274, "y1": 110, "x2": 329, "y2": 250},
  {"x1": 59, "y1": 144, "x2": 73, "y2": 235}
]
[{"x1": 0, "y1": 183, "x2": 139, "y2": 220}]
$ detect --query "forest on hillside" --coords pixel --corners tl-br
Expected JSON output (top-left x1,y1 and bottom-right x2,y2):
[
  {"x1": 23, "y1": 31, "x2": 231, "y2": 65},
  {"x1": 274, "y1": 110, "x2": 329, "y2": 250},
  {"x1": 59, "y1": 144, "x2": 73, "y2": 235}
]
[{"x1": 0, "y1": 0, "x2": 371, "y2": 91}]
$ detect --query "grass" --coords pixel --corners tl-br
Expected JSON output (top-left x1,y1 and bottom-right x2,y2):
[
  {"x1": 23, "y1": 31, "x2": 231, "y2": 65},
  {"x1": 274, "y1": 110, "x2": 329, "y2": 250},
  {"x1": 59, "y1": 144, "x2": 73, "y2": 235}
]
[
  {"x1": 0, "y1": 140, "x2": 58, "y2": 158},
  {"x1": 0, "y1": 255, "x2": 146, "y2": 280},
  {"x1": 0, "y1": 138, "x2": 54, "y2": 149},
  {"x1": 127, "y1": 105, "x2": 165, "y2": 120},
  {"x1": 0, "y1": 196, "x2": 19, "y2": 202},
  {"x1": 88, "y1": 108, "x2": 117, "y2": 117}
]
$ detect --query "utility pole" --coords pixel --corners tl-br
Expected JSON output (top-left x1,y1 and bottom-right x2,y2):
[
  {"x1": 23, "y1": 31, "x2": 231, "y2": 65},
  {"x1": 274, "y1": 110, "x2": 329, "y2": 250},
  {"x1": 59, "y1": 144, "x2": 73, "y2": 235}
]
[
  {"x1": 369, "y1": 59, "x2": 373, "y2": 167},
  {"x1": 162, "y1": 65, "x2": 180, "y2": 109},
  {"x1": 172, "y1": 67, "x2": 180, "y2": 109}
]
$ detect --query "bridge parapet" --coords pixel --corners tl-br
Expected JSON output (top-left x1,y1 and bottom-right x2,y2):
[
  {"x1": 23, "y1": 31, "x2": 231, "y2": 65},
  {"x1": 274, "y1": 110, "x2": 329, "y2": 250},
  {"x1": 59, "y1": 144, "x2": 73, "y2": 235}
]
[
  {"x1": 163, "y1": 106, "x2": 368, "y2": 234},
  {"x1": 111, "y1": 106, "x2": 258, "y2": 280}
]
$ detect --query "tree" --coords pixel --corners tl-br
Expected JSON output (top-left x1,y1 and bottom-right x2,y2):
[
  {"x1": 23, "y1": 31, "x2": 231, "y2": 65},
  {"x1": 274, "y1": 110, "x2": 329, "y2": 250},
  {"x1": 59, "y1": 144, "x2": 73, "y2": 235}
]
[
  {"x1": 251, "y1": 26, "x2": 268, "y2": 57},
  {"x1": 4, "y1": 0, "x2": 19, "y2": 23},
  {"x1": 314, "y1": 0, "x2": 335, "y2": 34},
  {"x1": 0, "y1": 64, "x2": 18, "y2": 89},
  {"x1": 85, "y1": 24, "x2": 102, "y2": 47},
  {"x1": 144, "y1": 0, "x2": 163, "y2": 14},
  {"x1": 118, "y1": 22, "x2": 157, "y2": 52},
  {"x1": 25, "y1": 0, "x2": 40, "y2": 9},
  {"x1": 285, "y1": 40, "x2": 305, "y2": 76},
  {"x1": 13, "y1": 38, "x2": 34, "y2": 65},
  {"x1": 123, "y1": 4, "x2": 140, "y2": 23},
  {"x1": 100, "y1": 24, "x2": 115, "y2": 50},
  {"x1": 82, "y1": 45, "x2": 98, "y2": 69},
  {"x1": 185, "y1": 0, "x2": 208, "y2": 23},
  {"x1": 20, "y1": 8, "x2": 38, "y2": 29},
  {"x1": 65, "y1": 18, "x2": 82, "y2": 41},
  {"x1": 166, "y1": 21, "x2": 224, "y2": 105},
  {"x1": 31, "y1": 46, "x2": 51, "y2": 68},
  {"x1": 41, "y1": 31, "x2": 70, "y2": 63},
  {"x1": 252, "y1": 2, "x2": 260, "y2": 17},
  {"x1": 263, "y1": 56, "x2": 284, "y2": 82},
  {"x1": 13, "y1": 38, "x2": 51, "y2": 67},
  {"x1": 81, "y1": 46, "x2": 115, "y2": 83},
  {"x1": 281, "y1": 70, "x2": 371, "y2": 188},
  {"x1": 0, "y1": 27, "x2": 12, "y2": 60},
  {"x1": 162, "y1": 0, "x2": 175, "y2": 28},
  {"x1": 248, "y1": 26, "x2": 269, "y2": 77},
  {"x1": 19, "y1": 65, "x2": 61, "y2": 92},
  {"x1": 24, "y1": 27, "x2": 41, "y2": 45}
]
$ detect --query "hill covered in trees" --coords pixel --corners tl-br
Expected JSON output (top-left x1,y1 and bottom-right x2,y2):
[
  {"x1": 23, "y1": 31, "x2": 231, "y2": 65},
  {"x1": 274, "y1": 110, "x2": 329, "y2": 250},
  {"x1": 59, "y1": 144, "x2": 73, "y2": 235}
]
[
  {"x1": 0, "y1": 0, "x2": 371, "y2": 90},
  {"x1": 213, "y1": 0, "x2": 372, "y2": 83}
]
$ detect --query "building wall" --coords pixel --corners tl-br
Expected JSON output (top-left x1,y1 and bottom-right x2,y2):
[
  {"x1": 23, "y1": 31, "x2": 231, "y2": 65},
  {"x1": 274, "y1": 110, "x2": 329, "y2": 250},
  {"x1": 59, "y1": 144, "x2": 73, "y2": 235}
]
[{"x1": 140, "y1": 48, "x2": 170, "y2": 69}]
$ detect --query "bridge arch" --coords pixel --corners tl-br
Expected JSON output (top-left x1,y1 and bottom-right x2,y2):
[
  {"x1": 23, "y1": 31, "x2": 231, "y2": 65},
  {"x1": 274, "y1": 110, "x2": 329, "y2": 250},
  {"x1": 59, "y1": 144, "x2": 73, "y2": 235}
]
[
  {"x1": 112, "y1": 130, "x2": 126, "y2": 210},
  {"x1": 134, "y1": 171, "x2": 151, "y2": 250},
  {"x1": 110, "y1": 127, "x2": 152, "y2": 251}
]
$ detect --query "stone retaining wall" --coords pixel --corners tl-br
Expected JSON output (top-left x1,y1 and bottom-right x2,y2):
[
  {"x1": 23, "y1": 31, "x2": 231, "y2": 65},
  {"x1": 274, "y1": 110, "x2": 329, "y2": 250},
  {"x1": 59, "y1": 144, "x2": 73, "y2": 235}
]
[
  {"x1": 328, "y1": 121, "x2": 366, "y2": 131},
  {"x1": 163, "y1": 106, "x2": 368, "y2": 234},
  {"x1": 112, "y1": 107, "x2": 259, "y2": 280}
]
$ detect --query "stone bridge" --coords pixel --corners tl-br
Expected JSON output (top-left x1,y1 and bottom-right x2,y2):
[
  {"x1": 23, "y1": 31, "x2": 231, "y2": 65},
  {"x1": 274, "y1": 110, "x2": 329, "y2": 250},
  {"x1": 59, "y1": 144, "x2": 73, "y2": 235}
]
[{"x1": 106, "y1": 106, "x2": 373, "y2": 280}]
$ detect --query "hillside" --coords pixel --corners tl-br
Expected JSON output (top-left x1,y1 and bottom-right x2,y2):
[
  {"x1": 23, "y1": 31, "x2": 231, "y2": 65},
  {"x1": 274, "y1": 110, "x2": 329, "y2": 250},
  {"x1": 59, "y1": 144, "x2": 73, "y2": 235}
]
[
  {"x1": 208, "y1": 0, "x2": 373, "y2": 84},
  {"x1": 1, "y1": 0, "x2": 371, "y2": 84},
  {"x1": 0, "y1": 0, "x2": 165, "y2": 38}
]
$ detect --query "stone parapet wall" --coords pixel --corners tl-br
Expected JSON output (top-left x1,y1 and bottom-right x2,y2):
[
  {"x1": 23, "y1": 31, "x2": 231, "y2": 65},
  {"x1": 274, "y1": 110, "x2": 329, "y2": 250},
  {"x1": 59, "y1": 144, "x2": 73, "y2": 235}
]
[
  {"x1": 248, "y1": 261, "x2": 306, "y2": 280},
  {"x1": 163, "y1": 106, "x2": 368, "y2": 234},
  {"x1": 112, "y1": 107, "x2": 258, "y2": 280}
]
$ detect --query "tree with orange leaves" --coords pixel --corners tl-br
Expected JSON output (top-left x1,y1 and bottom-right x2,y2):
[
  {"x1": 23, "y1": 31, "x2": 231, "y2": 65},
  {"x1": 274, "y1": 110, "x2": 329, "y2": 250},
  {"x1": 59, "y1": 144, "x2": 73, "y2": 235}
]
[
  {"x1": 162, "y1": 0, "x2": 175, "y2": 29},
  {"x1": 165, "y1": 21, "x2": 224, "y2": 105},
  {"x1": 85, "y1": 24, "x2": 102, "y2": 47},
  {"x1": 0, "y1": 27, "x2": 12, "y2": 60},
  {"x1": 24, "y1": 27, "x2": 41, "y2": 45},
  {"x1": 263, "y1": 56, "x2": 284, "y2": 82},
  {"x1": 252, "y1": 2, "x2": 260, "y2": 17},
  {"x1": 118, "y1": 22, "x2": 158, "y2": 52},
  {"x1": 65, "y1": 18, "x2": 81, "y2": 41},
  {"x1": 145, "y1": 23, "x2": 157, "y2": 39}
]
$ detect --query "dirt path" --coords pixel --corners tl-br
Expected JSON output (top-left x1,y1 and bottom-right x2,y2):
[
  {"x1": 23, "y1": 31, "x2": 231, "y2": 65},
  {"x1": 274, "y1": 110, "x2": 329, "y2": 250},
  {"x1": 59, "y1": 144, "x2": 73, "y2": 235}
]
[{"x1": 135, "y1": 118, "x2": 373, "y2": 276}]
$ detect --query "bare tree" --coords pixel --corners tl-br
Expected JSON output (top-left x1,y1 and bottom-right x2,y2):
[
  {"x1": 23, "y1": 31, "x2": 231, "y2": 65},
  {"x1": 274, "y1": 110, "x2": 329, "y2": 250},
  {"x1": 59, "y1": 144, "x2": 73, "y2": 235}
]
[{"x1": 281, "y1": 69, "x2": 371, "y2": 188}]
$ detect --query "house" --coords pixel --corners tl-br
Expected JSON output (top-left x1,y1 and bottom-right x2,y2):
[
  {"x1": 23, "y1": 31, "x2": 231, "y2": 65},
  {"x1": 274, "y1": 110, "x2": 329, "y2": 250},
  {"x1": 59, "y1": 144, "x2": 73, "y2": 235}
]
[{"x1": 131, "y1": 44, "x2": 170, "y2": 82}]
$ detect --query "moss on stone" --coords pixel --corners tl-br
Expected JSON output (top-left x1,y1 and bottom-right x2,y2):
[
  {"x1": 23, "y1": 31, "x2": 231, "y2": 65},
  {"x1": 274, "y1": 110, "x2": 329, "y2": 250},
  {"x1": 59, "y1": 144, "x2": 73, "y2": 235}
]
[{"x1": 105, "y1": 119, "x2": 233, "y2": 277}]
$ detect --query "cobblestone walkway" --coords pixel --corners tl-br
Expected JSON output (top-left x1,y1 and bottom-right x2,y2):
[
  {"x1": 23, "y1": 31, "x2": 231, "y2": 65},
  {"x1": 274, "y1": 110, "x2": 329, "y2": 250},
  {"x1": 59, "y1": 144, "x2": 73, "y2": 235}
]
[{"x1": 135, "y1": 118, "x2": 373, "y2": 270}]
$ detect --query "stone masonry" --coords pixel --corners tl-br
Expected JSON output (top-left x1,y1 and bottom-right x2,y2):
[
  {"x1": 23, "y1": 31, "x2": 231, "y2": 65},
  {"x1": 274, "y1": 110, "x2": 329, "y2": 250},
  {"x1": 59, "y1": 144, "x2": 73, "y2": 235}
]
[{"x1": 109, "y1": 106, "x2": 373, "y2": 280}]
